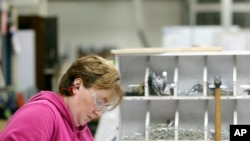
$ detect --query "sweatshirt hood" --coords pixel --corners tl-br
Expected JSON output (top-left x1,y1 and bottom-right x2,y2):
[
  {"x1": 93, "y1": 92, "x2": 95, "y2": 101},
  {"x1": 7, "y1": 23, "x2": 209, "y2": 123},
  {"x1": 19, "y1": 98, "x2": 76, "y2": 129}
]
[{"x1": 28, "y1": 91, "x2": 76, "y2": 130}]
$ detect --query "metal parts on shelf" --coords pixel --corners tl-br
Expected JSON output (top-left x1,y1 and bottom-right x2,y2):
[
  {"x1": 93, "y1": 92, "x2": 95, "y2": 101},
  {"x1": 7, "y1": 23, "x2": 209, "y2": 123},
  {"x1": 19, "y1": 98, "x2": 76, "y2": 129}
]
[
  {"x1": 148, "y1": 70, "x2": 174, "y2": 96},
  {"x1": 178, "y1": 83, "x2": 203, "y2": 96},
  {"x1": 127, "y1": 82, "x2": 144, "y2": 96}
]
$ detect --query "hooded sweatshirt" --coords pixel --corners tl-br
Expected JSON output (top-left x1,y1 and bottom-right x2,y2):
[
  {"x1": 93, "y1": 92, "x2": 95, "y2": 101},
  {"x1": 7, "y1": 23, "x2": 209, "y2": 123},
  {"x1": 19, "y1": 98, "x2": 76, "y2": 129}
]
[{"x1": 0, "y1": 91, "x2": 94, "y2": 141}]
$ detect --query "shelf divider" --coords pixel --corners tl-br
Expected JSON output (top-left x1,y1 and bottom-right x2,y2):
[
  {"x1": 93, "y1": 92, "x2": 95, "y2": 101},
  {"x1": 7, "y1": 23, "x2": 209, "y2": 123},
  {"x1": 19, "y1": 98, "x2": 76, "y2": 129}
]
[
  {"x1": 174, "y1": 56, "x2": 178, "y2": 97},
  {"x1": 204, "y1": 100, "x2": 209, "y2": 140},
  {"x1": 233, "y1": 55, "x2": 237, "y2": 96},
  {"x1": 203, "y1": 55, "x2": 208, "y2": 96},
  {"x1": 144, "y1": 67, "x2": 149, "y2": 97},
  {"x1": 174, "y1": 100, "x2": 179, "y2": 140},
  {"x1": 145, "y1": 109, "x2": 150, "y2": 141},
  {"x1": 233, "y1": 100, "x2": 238, "y2": 125}
]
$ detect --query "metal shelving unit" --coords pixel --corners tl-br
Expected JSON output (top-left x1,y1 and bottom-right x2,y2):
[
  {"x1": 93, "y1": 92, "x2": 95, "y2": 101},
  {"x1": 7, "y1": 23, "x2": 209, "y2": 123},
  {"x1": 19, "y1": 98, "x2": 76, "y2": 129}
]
[{"x1": 112, "y1": 48, "x2": 250, "y2": 141}]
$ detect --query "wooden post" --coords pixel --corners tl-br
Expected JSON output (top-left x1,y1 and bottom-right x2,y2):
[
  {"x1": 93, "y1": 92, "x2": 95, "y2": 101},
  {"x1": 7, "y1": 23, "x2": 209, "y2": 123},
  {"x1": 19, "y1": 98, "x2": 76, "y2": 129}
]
[{"x1": 214, "y1": 76, "x2": 221, "y2": 141}]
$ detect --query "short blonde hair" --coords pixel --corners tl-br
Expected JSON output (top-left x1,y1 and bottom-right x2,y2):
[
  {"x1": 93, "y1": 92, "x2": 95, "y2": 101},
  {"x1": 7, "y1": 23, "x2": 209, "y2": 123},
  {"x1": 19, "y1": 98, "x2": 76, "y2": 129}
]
[{"x1": 59, "y1": 55, "x2": 123, "y2": 110}]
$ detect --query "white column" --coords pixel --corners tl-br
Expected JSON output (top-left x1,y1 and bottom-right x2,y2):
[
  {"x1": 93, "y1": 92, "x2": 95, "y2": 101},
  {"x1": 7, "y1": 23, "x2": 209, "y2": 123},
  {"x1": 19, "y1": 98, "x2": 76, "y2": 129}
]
[
  {"x1": 221, "y1": 0, "x2": 232, "y2": 30},
  {"x1": 188, "y1": 0, "x2": 197, "y2": 46},
  {"x1": 188, "y1": 0, "x2": 197, "y2": 26}
]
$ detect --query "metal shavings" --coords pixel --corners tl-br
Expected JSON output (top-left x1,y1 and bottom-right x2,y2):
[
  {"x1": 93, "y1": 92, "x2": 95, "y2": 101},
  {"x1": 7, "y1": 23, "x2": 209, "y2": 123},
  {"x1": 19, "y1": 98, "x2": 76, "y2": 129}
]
[
  {"x1": 149, "y1": 123, "x2": 175, "y2": 140},
  {"x1": 208, "y1": 128, "x2": 229, "y2": 140},
  {"x1": 178, "y1": 128, "x2": 204, "y2": 140},
  {"x1": 120, "y1": 132, "x2": 144, "y2": 140},
  {"x1": 178, "y1": 83, "x2": 203, "y2": 96}
]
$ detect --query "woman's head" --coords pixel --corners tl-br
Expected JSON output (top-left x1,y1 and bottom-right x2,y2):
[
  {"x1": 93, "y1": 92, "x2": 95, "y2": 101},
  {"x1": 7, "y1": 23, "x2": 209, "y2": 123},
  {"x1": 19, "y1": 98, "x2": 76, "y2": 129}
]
[
  {"x1": 59, "y1": 55, "x2": 123, "y2": 126},
  {"x1": 59, "y1": 55, "x2": 123, "y2": 108}
]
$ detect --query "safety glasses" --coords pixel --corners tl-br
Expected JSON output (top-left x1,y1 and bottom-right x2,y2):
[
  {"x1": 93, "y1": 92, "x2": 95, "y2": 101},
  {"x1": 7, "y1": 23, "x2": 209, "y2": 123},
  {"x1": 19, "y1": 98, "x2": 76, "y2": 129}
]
[{"x1": 88, "y1": 89, "x2": 111, "y2": 113}]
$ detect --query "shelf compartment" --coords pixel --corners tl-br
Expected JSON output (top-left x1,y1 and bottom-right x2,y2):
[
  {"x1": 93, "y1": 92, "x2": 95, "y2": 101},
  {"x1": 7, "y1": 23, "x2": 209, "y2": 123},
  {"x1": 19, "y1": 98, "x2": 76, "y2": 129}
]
[
  {"x1": 148, "y1": 100, "x2": 177, "y2": 140},
  {"x1": 236, "y1": 55, "x2": 250, "y2": 96},
  {"x1": 118, "y1": 56, "x2": 148, "y2": 96},
  {"x1": 119, "y1": 100, "x2": 147, "y2": 140},
  {"x1": 237, "y1": 99, "x2": 250, "y2": 124},
  {"x1": 207, "y1": 99, "x2": 233, "y2": 140},
  {"x1": 178, "y1": 100, "x2": 206, "y2": 140},
  {"x1": 147, "y1": 56, "x2": 176, "y2": 96},
  {"x1": 177, "y1": 56, "x2": 204, "y2": 96},
  {"x1": 207, "y1": 55, "x2": 234, "y2": 96}
]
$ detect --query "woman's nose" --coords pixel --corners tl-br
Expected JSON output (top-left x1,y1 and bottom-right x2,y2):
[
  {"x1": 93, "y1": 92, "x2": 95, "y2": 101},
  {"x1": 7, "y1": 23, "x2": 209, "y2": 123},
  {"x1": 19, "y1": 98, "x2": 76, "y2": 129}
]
[{"x1": 93, "y1": 110, "x2": 102, "y2": 117}]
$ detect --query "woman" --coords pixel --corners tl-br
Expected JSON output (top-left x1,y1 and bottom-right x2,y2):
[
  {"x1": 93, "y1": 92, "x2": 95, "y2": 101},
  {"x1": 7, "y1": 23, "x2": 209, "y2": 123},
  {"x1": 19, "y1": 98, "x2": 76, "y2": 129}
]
[{"x1": 0, "y1": 55, "x2": 123, "y2": 141}]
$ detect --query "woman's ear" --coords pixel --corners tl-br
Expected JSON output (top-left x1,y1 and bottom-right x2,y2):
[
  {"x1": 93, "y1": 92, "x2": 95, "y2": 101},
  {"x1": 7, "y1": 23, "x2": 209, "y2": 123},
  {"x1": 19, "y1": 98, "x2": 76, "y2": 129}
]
[
  {"x1": 75, "y1": 85, "x2": 80, "y2": 90},
  {"x1": 72, "y1": 78, "x2": 82, "y2": 94},
  {"x1": 73, "y1": 78, "x2": 82, "y2": 87}
]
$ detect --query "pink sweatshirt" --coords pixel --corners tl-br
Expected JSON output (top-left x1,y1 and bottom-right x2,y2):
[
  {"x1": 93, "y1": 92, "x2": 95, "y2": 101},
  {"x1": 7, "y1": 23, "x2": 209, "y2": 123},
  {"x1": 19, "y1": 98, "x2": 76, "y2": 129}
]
[{"x1": 0, "y1": 91, "x2": 94, "y2": 141}]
